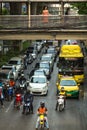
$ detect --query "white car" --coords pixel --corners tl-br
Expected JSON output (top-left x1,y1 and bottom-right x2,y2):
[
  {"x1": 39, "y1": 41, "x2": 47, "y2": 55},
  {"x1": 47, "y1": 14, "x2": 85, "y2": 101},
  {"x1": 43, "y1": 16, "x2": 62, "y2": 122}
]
[{"x1": 27, "y1": 75, "x2": 49, "y2": 95}]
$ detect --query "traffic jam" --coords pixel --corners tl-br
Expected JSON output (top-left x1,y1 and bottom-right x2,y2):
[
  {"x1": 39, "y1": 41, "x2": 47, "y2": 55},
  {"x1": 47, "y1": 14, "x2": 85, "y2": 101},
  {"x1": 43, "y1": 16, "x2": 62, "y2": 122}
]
[{"x1": 0, "y1": 40, "x2": 87, "y2": 130}]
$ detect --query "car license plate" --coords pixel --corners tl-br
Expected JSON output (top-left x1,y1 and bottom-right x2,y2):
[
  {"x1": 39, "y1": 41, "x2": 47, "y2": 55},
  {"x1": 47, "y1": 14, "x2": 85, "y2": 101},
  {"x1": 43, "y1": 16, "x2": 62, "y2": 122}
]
[{"x1": 67, "y1": 94, "x2": 71, "y2": 96}]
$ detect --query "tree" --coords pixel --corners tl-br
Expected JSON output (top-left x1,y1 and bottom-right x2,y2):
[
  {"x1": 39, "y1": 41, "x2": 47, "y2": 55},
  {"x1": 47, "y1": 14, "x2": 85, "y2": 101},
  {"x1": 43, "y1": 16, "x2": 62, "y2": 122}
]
[{"x1": 71, "y1": 2, "x2": 87, "y2": 14}]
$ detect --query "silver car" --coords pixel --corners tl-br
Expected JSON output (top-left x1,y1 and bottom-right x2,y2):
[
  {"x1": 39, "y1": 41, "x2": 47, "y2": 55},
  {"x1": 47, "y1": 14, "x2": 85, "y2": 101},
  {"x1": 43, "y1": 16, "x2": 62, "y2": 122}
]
[
  {"x1": 1, "y1": 64, "x2": 18, "y2": 80},
  {"x1": 8, "y1": 57, "x2": 24, "y2": 72}
]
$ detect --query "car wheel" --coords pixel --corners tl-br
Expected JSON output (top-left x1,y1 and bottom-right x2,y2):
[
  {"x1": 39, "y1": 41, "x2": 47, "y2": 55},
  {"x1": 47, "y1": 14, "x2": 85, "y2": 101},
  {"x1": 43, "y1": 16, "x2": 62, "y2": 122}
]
[{"x1": 45, "y1": 90, "x2": 48, "y2": 96}]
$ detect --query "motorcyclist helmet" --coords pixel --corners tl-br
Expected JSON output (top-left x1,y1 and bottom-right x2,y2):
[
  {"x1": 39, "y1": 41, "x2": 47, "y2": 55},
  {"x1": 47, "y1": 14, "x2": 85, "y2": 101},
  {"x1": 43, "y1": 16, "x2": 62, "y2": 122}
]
[
  {"x1": 40, "y1": 101, "x2": 45, "y2": 108},
  {"x1": 21, "y1": 73, "x2": 24, "y2": 77},
  {"x1": 60, "y1": 87, "x2": 65, "y2": 92}
]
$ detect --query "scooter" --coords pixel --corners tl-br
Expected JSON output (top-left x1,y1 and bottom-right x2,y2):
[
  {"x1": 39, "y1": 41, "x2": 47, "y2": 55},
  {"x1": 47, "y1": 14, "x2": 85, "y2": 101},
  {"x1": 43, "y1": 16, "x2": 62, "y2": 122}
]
[
  {"x1": 7, "y1": 86, "x2": 13, "y2": 101},
  {"x1": 39, "y1": 114, "x2": 45, "y2": 129},
  {"x1": 36, "y1": 114, "x2": 48, "y2": 130},
  {"x1": 14, "y1": 93, "x2": 22, "y2": 110},
  {"x1": 23, "y1": 99, "x2": 31, "y2": 115},
  {"x1": 19, "y1": 80, "x2": 27, "y2": 92},
  {"x1": 57, "y1": 97, "x2": 65, "y2": 112}
]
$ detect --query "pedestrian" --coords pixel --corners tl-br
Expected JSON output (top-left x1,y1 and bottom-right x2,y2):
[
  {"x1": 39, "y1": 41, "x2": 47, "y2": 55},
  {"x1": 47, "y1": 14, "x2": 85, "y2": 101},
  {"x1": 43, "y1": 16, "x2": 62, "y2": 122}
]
[{"x1": 42, "y1": 6, "x2": 49, "y2": 23}]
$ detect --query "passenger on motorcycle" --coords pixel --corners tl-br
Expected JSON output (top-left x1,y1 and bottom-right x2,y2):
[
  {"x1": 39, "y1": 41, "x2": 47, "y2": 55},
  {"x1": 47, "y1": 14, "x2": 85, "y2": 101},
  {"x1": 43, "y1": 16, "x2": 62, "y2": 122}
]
[
  {"x1": 22, "y1": 90, "x2": 33, "y2": 114},
  {"x1": 35, "y1": 101, "x2": 49, "y2": 130},
  {"x1": 55, "y1": 87, "x2": 66, "y2": 110}
]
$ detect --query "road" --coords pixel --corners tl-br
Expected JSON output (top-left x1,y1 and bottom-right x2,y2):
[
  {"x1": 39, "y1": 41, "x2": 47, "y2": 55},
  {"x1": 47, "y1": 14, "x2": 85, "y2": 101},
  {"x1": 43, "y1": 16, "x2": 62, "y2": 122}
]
[{"x1": 0, "y1": 47, "x2": 87, "y2": 130}]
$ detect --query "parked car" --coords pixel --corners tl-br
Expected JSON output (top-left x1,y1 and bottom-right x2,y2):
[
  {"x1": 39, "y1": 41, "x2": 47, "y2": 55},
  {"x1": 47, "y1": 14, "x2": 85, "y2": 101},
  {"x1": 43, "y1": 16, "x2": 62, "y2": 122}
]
[
  {"x1": 7, "y1": 57, "x2": 24, "y2": 72},
  {"x1": 56, "y1": 76, "x2": 80, "y2": 99},
  {"x1": 27, "y1": 75, "x2": 49, "y2": 95}
]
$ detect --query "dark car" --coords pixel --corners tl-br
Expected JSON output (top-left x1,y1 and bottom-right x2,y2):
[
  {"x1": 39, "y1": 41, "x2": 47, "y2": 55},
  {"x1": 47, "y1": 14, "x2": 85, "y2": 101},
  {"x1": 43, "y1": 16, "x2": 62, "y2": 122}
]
[{"x1": 0, "y1": 69, "x2": 13, "y2": 83}]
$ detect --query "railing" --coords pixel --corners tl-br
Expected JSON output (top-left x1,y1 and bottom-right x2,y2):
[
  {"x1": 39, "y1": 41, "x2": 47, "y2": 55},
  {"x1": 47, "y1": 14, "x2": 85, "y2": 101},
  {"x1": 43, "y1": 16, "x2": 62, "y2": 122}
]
[{"x1": 0, "y1": 15, "x2": 87, "y2": 30}]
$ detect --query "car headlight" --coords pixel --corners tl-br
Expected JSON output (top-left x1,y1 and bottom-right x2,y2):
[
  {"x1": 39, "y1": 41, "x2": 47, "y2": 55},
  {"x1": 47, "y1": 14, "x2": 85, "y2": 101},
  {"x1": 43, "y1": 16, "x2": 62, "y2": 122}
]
[
  {"x1": 43, "y1": 86, "x2": 46, "y2": 89},
  {"x1": 59, "y1": 69, "x2": 61, "y2": 72}
]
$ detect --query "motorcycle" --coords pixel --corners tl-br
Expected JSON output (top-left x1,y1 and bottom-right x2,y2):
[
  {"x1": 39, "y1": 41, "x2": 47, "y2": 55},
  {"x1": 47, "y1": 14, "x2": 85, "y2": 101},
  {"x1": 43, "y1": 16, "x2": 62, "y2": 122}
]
[
  {"x1": 39, "y1": 114, "x2": 46, "y2": 129},
  {"x1": 7, "y1": 86, "x2": 14, "y2": 101},
  {"x1": 57, "y1": 97, "x2": 65, "y2": 112},
  {"x1": 23, "y1": 99, "x2": 31, "y2": 115},
  {"x1": 14, "y1": 94, "x2": 22, "y2": 110},
  {"x1": 19, "y1": 80, "x2": 27, "y2": 92}
]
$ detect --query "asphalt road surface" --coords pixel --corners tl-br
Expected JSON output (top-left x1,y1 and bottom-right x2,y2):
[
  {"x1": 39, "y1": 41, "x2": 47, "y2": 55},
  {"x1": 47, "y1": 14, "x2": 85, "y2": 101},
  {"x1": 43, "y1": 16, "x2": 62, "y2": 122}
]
[{"x1": 0, "y1": 48, "x2": 87, "y2": 130}]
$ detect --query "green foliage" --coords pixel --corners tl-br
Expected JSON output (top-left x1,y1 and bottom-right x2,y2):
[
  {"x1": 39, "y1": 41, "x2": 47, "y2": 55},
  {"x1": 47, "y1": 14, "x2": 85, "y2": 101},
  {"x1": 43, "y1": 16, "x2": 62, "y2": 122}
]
[
  {"x1": 2, "y1": 7, "x2": 9, "y2": 15},
  {"x1": 72, "y1": 3, "x2": 87, "y2": 14}
]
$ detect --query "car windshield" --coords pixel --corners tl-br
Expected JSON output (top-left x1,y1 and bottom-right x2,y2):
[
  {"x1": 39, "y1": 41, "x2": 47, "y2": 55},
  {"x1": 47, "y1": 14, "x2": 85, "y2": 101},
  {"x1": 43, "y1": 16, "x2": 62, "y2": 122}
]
[
  {"x1": 30, "y1": 77, "x2": 46, "y2": 83},
  {"x1": 40, "y1": 63, "x2": 49, "y2": 69},
  {"x1": 8, "y1": 60, "x2": 18, "y2": 65},
  {"x1": 47, "y1": 49, "x2": 55, "y2": 54},
  {"x1": 34, "y1": 71, "x2": 44, "y2": 76},
  {"x1": 2, "y1": 67, "x2": 12, "y2": 70},
  {"x1": 60, "y1": 80, "x2": 77, "y2": 86},
  {"x1": 41, "y1": 56, "x2": 51, "y2": 61}
]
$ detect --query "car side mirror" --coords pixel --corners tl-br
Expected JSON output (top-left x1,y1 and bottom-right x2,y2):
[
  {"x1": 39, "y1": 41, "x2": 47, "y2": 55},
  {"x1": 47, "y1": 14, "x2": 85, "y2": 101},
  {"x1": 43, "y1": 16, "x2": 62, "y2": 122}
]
[{"x1": 26, "y1": 81, "x2": 29, "y2": 86}]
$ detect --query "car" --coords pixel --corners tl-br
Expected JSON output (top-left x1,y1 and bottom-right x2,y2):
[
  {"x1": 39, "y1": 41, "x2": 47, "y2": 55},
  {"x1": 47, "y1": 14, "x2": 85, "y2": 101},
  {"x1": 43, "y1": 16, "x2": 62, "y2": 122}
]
[
  {"x1": 46, "y1": 47, "x2": 57, "y2": 61},
  {"x1": 27, "y1": 75, "x2": 49, "y2": 95},
  {"x1": 1, "y1": 64, "x2": 18, "y2": 80},
  {"x1": 7, "y1": 57, "x2": 24, "y2": 72},
  {"x1": 56, "y1": 76, "x2": 80, "y2": 99},
  {"x1": 40, "y1": 54, "x2": 54, "y2": 72},
  {"x1": 39, "y1": 61, "x2": 51, "y2": 79},
  {"x1": 33, "y1": 69, "x2": 46, "y2": 76},
  {"x1": 0, "y1": 69, "x2": 13, "y2": 83}
]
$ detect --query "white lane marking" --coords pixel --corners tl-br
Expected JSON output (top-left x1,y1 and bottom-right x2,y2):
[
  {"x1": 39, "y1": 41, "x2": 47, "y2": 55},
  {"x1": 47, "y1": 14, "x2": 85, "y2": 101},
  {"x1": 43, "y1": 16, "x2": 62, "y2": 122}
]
[{"x1": 5, "y1": 100, "x2": 14, "y2": 113}]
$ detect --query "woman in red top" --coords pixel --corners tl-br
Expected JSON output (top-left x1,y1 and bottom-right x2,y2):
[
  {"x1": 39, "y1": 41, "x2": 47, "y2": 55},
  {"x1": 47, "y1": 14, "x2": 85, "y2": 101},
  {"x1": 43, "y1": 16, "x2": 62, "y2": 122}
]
[{"x1": 42, "y1": 6, "x2": 49, "y2": 23}]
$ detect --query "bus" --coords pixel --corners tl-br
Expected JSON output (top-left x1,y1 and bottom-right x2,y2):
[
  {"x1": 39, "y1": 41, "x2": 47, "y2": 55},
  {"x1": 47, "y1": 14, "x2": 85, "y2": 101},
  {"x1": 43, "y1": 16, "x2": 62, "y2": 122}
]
[{"x1": 57, "y1": 44, "x2": 84, "y2": 84}]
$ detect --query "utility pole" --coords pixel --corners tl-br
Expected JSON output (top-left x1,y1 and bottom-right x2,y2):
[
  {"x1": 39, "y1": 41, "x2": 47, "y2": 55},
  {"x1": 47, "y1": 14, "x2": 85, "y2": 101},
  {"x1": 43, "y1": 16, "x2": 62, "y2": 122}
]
[{"x1": 28, "y1": 0, "x2": 31, "y2": 28}]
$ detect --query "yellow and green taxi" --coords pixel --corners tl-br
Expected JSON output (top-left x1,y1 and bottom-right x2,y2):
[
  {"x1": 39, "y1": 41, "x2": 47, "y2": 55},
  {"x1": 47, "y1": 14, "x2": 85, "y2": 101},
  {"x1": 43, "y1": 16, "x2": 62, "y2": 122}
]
[{"x1": 56, "y1": 76, "x2": 80, "y2": 98}]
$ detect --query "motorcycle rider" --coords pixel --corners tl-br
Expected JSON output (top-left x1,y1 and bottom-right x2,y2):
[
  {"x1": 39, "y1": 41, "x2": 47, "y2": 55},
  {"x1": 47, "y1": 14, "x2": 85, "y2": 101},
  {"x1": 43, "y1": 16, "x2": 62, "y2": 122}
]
[
  {"x1": 55, "y1": 87, "x2": 66, "y2": 110},
  {"x1": 9, "y1": 78, "x2": 15, "y2": 89},
  {"x1": 36, "y1": 101, "x2": 49, "y2": 130},
  {"x1": 19, "y1": 73, "x2": 26, "y2": 82},
  {"x1": 22, "y1": 90, "x2": 33, "y2": 114},
  {"x1": 18, "y1": 73, "x2": 27, "y2": 90}
]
